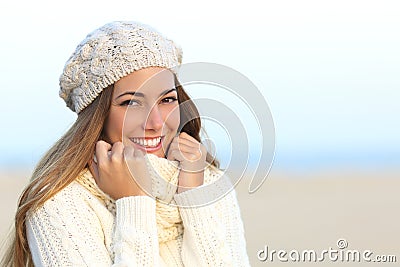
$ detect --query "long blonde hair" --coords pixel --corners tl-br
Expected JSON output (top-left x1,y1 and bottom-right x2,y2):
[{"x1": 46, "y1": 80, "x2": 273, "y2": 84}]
[{"x1": 1, "y1": 78, "x2": 218, "y2": 266}]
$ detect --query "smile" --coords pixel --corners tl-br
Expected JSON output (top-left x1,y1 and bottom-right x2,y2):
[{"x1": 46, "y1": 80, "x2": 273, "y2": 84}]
[{"x1": 130, "y1": 136, "x2": 162, "y2": 148}]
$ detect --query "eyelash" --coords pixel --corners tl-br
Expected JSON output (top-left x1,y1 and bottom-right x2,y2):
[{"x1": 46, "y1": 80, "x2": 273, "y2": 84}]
[
  {"x1": 120, "y1": 99, "x2": 140, "y2": 106},
  {"x1": 120, "y1": 96, "x2": 178, "y2": 106},
  {"x1": 161, "y1": 96, "x2": 178, "y2": 103}
]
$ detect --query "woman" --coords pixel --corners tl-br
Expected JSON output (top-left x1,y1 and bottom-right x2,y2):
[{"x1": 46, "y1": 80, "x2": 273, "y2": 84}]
[{"x1": 2, "y1": 21, "x2": 250, "y2": 266}]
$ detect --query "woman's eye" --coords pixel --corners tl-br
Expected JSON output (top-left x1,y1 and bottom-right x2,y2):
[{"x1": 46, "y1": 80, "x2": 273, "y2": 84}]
[
  {"x1": 121, "y1": 99, "x2": 140, "y2": 106},
  {"x1": 161, "y1": 97, "x2": 178, "y2": 103}
]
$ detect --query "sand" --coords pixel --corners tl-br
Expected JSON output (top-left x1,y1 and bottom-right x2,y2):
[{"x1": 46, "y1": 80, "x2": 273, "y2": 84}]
[
  {"x1": 1, "y1": 169, "x2": 399, "y2": 266},
  {"x1": 235, "y1": 169, "x2": 400, "y2": 266}
]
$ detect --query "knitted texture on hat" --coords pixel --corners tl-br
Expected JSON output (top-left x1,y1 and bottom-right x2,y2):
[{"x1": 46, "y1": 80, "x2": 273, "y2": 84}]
[{"x1": 59, "y1": 21, "x2": 183, "y2": 113}]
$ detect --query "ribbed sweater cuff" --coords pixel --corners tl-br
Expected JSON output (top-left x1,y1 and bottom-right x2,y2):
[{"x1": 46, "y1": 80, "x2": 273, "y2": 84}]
[
  {"x1": 115, "y1": 196, "x2": 156, "y2": 229},
  {"x1": 174, "y1": 174, "x2": 233, "y2": 208}
]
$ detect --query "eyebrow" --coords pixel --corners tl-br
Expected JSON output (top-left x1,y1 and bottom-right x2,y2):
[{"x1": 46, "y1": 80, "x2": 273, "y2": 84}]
[{"x1": 116, "y1": 88, "x2": 177, "y2": 100}]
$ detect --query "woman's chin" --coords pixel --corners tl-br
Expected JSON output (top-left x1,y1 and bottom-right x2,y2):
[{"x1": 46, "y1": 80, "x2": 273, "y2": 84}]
[{"x1": 147, "y1": 150, "x2": 166, "y2": 158}]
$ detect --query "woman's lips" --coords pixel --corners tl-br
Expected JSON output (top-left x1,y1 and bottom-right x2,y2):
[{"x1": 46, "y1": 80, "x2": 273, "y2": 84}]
[{"x1": 129, "y1": 136, "x2": 164, "y2": 152}]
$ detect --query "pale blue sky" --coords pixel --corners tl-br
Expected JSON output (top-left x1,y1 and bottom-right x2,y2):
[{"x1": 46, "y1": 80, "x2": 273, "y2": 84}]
[{"x1": 0, "y1": 0, "x2": 399, "y2": 171}]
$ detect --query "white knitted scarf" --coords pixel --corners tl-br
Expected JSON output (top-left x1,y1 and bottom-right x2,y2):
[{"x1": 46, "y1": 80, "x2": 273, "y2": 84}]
[{"x1": 76, "y1": 154, "x2": 183, "y2": 244}]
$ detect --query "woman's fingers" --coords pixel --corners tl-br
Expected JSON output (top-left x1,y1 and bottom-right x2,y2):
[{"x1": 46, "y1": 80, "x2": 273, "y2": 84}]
[
  {"x1": 91, "y1": 140, "x2": 150, "y2": 199},
  {"x1": 124, "y1": 146, "x2": 151, "y2": 194},
  {"x1": 167, "y1": 146, "x2": 184, "y2": 162},
  {"x1": 177, "y1": 132, "x2": 198, "y2": 143},
  {"x1": 167, "y1": 133, "x2": 206, "y2": 173},
  {"x1": 169, "y1": 141, "x2": 198, "y2": 154},
  {"x1": 95, "y1": 140, "x2": 112, "y2": 165},
  {"x1": 169, "y1": 134, "x2": 201, "y2": 153},
  {"x1": 110, "y1": 142, "x2": 124, "y2": 162},
  {"x1": 169, "y1": 133, "x2": 206, "y2": 193}
]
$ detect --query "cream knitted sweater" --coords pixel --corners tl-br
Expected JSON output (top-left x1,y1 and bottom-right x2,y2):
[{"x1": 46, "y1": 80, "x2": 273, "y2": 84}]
[{"x1": 26, "y1": 155, "x2": 250, "y2": 266}]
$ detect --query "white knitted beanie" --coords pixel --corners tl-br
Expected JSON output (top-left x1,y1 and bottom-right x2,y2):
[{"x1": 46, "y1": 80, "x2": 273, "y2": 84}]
[{"x1": 59, "y1": 21, "x2": 183, "y2": 113}]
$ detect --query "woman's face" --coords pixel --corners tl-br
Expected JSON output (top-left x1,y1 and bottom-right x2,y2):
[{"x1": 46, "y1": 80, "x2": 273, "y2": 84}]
[{"x1": 103, "y1": 67, "x2": 180, "y2": 158}]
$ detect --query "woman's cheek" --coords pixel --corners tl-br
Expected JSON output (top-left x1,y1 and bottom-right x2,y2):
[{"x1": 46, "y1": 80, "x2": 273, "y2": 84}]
[
  {"x1": 164, "y1": 105, "x2": 180, "y2": 131},
  {"x1": 103, "y1": 114, "x2": 119, "y2": 143},
  {"x1": 123, "y1": 109, "x2": 146, "y2": 135},
  {"x1": 106, "y1": 108, "x2": 129, "y2": 143}
]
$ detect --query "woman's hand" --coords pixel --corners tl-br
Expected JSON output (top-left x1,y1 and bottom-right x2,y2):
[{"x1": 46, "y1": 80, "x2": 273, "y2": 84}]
[
  {"x1": 89, "y1": 141, "x2": 151, "y2": 200},
  {"x1": 167, "y1": 132, "x2": 206, "y2": 193}
]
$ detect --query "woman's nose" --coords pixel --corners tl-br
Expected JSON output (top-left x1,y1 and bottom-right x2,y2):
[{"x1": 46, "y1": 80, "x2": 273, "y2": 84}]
[{"x1": 145, "y1": 105, "x2": 163, "y2": 131}]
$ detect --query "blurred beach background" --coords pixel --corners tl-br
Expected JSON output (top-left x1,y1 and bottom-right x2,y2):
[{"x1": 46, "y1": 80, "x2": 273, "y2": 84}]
[{"x1": 1, "y1": 0, "x2": 399, "y2": 265}]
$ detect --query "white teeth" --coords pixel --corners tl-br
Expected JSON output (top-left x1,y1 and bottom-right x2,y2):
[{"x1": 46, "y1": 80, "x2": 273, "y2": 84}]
[{"x1": 131, "y1": 137, "x2": 161, "y2": 147}]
